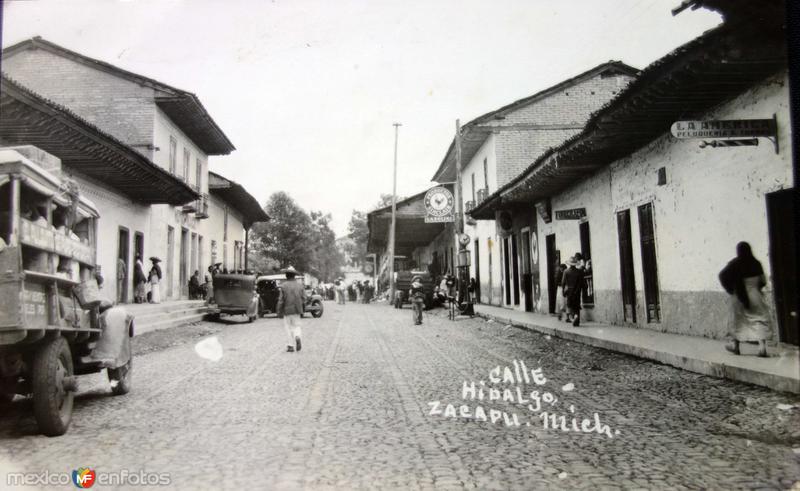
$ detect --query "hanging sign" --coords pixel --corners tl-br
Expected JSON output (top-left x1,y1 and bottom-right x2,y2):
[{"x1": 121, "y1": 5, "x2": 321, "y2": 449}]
[
  {"x1": 554, "y1": 208, "x2": 586, "y2": 220},
  {"x1": 670, "y1": 117, "x2": 776, "y2": 139},
  {"x1": 424, "y1": 186, "x2": 455, "y2": 223}
]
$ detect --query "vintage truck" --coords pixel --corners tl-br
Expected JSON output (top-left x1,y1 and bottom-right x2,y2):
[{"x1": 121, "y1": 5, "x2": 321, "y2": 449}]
[{"x1": 0, "y1": 149, "x2": 133, "y2": 436}]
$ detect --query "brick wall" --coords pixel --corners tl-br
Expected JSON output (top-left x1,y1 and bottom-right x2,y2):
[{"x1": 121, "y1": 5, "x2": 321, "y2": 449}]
[
  {"x1": 493, "y1": 73, "x2": 633, "y2": 187},
  {"x1": 2, "y1": 48, "x2": 157, "y2": 158}
]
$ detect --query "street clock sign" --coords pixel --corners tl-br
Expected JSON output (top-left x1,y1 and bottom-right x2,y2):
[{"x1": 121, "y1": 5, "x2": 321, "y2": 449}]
[{"x1": 424, "y1": 186, "x2": 455, "y2": 223}]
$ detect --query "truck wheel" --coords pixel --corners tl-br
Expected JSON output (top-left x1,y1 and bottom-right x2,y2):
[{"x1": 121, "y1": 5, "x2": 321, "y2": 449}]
[
  {"x1": 32, "y1": 336, "x2": 75, "y2": 436},
  {"x1": 108, "y1": 358, "x2": 132, "y2": 396}
]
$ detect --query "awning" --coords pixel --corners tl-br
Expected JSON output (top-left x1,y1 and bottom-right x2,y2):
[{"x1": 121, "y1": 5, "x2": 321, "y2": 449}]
[
  {"x1": 208, "y1": 171, "x2": 270, "y2": 228},
  {"x1": 366, "y1": 188, "x2": 450, "y2": 255}
]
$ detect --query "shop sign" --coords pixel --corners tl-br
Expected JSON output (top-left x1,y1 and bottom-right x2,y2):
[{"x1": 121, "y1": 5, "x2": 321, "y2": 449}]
[
  {"x1": 424, "y1": 186, "x2": 455, "y2": 223},
  {"x1": 554, "y1": 208, "x2": 586, "y2": 220},
  {"x1": 670, "y1": 117, "x2": 776, "y2": 139}
]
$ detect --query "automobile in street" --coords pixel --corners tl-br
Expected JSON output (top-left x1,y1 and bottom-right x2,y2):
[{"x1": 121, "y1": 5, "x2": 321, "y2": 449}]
[
  {"x1": 209, "y1": 273, "x2": 259, "y2": 322},
  {"x1": 256, "y1": 273, "x2": 324, "y2": 318}
]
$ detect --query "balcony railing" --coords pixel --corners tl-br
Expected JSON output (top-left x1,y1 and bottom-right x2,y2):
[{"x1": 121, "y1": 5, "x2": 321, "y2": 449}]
[{"x1": 195, "y1": 194, "x2": 210, "y2": 219}]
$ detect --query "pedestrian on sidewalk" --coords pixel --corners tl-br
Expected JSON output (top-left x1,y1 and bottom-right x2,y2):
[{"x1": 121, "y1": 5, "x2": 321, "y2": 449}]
[
  {"x1": 116, "y1": 257, "x2": 127, "y2": 304},
  {"x1": 409, "y1": 276, "x2": 425, "y2": 325},
  {"x1": 561, "y1": 257, "x2": 584, "y2": 327},
  {"x1": 133, "y1": 254, "x2": 147, "y2": 303},
  {"x1": 278, "y1": 266, "x2": 305, "y2": 353},
  {"x1": 554, "y1": 263, "x2": 567, "y2": 320},
  {"x1": 148, "y1": 257, "x2": 162, "y2": 304},
  {"x1": 719, "y1": 241, "x2": 772, "y2": 357}
]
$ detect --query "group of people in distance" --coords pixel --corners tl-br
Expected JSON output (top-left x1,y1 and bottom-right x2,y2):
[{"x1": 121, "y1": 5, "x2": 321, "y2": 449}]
[{"x1": 330, "y1": 279, "x2": 374, "y2": 305}]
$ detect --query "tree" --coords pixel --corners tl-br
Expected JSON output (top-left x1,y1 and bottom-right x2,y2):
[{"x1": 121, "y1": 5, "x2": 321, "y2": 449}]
[
  {"x1": 248, "y1": 192, "x2": 344, "y2": 280},
  {"x1": 344, "y1": 194, "x2": 405, "y2": 269},
  {"x1": 307, "y1": 211, "x2": 344, "y2": 282},
  {"x1": 249, "y1": 191, "x2": 313, "y2": 272}
]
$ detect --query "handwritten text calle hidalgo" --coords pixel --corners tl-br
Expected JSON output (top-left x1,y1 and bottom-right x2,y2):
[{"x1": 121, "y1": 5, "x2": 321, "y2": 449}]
[{"x1": 428, "y1": 360, "x2": 620, "y2": 438}]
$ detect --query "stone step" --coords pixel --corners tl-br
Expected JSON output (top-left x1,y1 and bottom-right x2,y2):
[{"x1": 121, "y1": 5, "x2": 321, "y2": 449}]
[
  {"x1": 124, "y1": 300, "x2": 207, "y2": 316},
  {"x1": 133, "y1": 305, "x2": 211, "y2": 323}
]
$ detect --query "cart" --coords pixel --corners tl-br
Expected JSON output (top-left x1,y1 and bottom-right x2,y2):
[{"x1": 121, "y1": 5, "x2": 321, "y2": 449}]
[{"x1": 0, "y1": 149, "x2": 133, "y2": 436}]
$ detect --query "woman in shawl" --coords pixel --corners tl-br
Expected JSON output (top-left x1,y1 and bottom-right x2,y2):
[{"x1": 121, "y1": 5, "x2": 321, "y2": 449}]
[
  {"x1": 133, "y1": 254, "x2": 147, "y2": 303},
  {"x1": 149, "y1": 257, "x2": 163, "y2": 304},
  {"x1": 719, "y1": 242, "x2": 771, "y2": 357}
]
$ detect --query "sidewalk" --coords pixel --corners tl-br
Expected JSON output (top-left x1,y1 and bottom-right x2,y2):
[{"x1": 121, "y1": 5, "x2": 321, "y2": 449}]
[{"x1": 471, "y1": 304, "x2": 799, "y2": 394}]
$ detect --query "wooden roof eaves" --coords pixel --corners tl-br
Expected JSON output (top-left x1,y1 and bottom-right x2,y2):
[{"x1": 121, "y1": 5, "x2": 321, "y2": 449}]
[{"x1": 1, "y1": 75, "x2": 199, "y2": 205}]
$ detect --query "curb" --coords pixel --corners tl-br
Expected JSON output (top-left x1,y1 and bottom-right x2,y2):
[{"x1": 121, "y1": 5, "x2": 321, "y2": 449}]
[{"x1": 474, "y1": 311, "x2": 800, "y2": 394}]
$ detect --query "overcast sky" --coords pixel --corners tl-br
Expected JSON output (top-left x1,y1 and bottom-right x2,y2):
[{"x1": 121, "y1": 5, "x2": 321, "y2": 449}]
[{"x1": 1, "y1": 0, "x2": 721, "y2": 236}]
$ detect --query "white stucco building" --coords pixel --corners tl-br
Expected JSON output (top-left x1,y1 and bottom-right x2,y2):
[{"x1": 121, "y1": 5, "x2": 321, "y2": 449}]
[
  {"x1": 470, "y1": 15, "x2": 796, "y2": 345},
  {"x1": 2, "y1": 37, "x2": 268, "y2": 302}
]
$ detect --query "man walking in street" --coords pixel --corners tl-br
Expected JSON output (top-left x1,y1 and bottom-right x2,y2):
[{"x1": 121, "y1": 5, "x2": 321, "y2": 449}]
[
  {"x1": 410, "y1": 275, "x2": 425, "y2": 325},
  {"x1": 278, "y1": 266, "x2": 305, "y2": 353}
]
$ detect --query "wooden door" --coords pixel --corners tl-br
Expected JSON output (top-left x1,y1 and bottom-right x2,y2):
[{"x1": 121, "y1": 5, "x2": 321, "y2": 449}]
[{"x1": 616, "y1": 210, "x2": 637, "y2": 323}]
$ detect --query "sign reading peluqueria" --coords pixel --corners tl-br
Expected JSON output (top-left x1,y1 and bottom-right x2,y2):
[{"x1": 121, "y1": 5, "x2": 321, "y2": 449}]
[{"x1": 670, "y1": 118, "x2": 776, "y2": 139}]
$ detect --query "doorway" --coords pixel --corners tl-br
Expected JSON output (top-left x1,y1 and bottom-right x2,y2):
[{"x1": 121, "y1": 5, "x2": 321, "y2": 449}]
[
  {"x1": 546, "y1": 234, "x2": 558, "y2": 314},
  {"x1": 473, "y1": 239, "x2": 481, "y2": 303},
  {"x1": 191, "y1": 232, "x2": 198, "y2": 278},
  {"x1": 766, "y1": 188, "x2": 797, "y2": 345},
  {"x1": 616, "y1": 210, "x2": 637, "y2": 323},
  {"x1": 117, "y1": 228, "x2": 130, "y2": 304},
  {"x1": 134, "y1": 232, "x2": 144, "y2": 263},
  {"x1": 487, "y1": 239, "x2": 494, "y2": 305},
  {"x1": 502, "y1": 237, "x2": 511, "y2": 305},
  {"x1": 579, "y1": 222, "x2": 594, "y2": 305},
  {"x1": 180, "y1": 228, "x2": 189, "y2": 298},
  {"x1": 521, "y1": 230, "x2": 533, "y2": 312},
  {"x1": 511, "y1": 234, "x2": 520, "y2": 306},
  {"x1": 638, "y1": 203, "x2": 661, "y2": 323},
  {"x1": 167, "y1": 226, "x2": 175, "y2": 299}
]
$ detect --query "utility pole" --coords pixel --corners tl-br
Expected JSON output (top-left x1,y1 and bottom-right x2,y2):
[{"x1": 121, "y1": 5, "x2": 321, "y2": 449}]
[
  {"x1": 387, "y1": 122, "x2": 401, "y2": 303},
  {"x1": 455, "y1": 119, "x2": 463, "y2": 236},
  {"x1": 454, "y1": 119, "x2": 464, "y2": 303}
]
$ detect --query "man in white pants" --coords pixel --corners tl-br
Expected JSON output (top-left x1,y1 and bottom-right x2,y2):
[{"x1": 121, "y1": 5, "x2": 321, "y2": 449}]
[{"x1": 278, "y1": 266, "x2": 305, "y2": 352}]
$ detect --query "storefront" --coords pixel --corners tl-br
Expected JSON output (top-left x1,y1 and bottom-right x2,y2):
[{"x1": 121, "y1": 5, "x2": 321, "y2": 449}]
[{"x1": 471, "y1": 17, "x2": 795, "y2": 343}]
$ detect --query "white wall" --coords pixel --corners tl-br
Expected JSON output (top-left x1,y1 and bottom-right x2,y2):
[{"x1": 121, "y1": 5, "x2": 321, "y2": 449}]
[
  {"x1": 152, "y1": 107, "x2": 208, "y2": 194},
  {"x1": 199, "y1": 194, "x2": 245, "y2": 273},
  {"x1": 537, "y1": 72, "x2": 793, "y2": 338}
]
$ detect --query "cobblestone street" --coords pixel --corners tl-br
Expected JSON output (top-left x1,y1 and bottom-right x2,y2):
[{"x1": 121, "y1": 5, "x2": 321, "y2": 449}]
[{"x1": 1, "y1": 302, "x2": 799, "y2": 490}]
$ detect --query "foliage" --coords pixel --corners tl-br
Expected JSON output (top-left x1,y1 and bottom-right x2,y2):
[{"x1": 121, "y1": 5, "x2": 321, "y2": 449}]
[
  {"x1": 249, "y1": 191, "x2": 343, "y2": 281},
  {"x1": 343, "y1": 194, "x2": 404, "y2": 269},
  {"x1": 308, "y1": 210, "x2": 344, "y2": 281}
]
